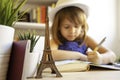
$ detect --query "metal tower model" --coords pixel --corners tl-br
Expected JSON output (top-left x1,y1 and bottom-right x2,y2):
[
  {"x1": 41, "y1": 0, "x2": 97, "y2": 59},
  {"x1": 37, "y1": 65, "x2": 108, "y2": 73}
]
[{"x1": 35, "y1": 7, "x2": 62, "y2": 78}]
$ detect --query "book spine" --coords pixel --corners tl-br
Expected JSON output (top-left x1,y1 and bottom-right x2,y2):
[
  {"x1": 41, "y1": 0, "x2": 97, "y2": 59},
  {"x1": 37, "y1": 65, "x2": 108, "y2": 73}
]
[
  {"x1": 37, "y1": 7, "x2": 41, "y2": 23},
  {"x1": 41, "y1": 6, "x2": 46, "y2": 23}
]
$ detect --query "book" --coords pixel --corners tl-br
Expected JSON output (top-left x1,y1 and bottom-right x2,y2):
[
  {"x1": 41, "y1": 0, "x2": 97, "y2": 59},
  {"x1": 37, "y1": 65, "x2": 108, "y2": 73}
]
[
  {"x1": 41, "y1": 6, "x2": 46, "y2": 23},
  {"x1": 43, "y1": 60, "x2": 90, "y2": 72},
  {"x1": 89, "y1": 62, "x2": 120, "y2": 70},
  {"x1": 7, "y1": 40, "x2": 30, "y2": 80}
]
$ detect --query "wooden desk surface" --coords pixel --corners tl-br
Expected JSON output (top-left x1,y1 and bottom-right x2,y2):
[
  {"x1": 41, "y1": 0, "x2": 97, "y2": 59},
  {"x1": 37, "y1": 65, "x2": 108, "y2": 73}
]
[{"x1": 27, "y1": 71, "x2": 120, "y2": 80}]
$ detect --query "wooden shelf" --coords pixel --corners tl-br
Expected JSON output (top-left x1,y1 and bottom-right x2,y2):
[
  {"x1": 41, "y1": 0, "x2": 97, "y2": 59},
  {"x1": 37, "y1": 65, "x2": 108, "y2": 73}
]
[
  {"x1": 14, "y1": 22, "x2": 45, "y2": 29},
  {"x1": 27, "y1": 0, "x2": 57, "y2": 5},
  {"x1": 14, "y1": 22, "x2": 47, "y2": 37},
  {"x1": 14, "y1": 22, "x2": 52, "y2": 29}
]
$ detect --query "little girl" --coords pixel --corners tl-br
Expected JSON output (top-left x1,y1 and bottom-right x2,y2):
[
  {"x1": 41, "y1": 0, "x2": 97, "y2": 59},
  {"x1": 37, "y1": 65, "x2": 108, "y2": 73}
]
[{"x1": 49, "y1": 0, "x2": 116, "y2": 64}]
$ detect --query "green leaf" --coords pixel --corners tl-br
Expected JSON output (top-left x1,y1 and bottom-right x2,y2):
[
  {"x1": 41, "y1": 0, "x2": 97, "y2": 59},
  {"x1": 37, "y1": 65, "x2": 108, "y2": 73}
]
[
  {"x1": 0, "y1": 0, "x2": 27, "y2": 26},
  {"x1": 17, "y1": 31, "x2": 40, "y2": 52}
]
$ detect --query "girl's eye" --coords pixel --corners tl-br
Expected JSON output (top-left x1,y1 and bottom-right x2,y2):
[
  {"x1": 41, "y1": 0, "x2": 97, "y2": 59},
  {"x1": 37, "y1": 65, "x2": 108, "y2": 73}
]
[
  {"x1": 75, "y1": 25, "x2": 82, "y2": 29},
  {"x1": 75, "y1": 26, "x2": 78, "y2": 28},
  {"x1": 63, "y1": 25, "x2": 70, "y2": 29},
  {"x1": 64, "y1": 26, "x2": 69, "y2": 29},
  {"x1": 75, "y1": 25, "x2": 80, "y2": 28}
]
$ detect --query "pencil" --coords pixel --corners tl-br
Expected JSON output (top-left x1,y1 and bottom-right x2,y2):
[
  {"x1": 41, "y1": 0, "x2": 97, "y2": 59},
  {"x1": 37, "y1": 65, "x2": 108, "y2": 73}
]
[{"x1": 93, "y1": 37, "x2": 106, "y2": 52}]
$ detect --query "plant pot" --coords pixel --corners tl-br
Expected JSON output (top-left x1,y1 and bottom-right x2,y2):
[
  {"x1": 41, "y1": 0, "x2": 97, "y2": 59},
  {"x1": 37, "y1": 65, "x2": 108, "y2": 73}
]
[
  {"x1": 0, "y1": 25, "x2": 15, "y2": 80},
  {"x1": 22, "y1": 52, "x2": 40, "y2": 80},
  {"x1": 0, "y1": 55, "x2": 10, "y2": 80}
]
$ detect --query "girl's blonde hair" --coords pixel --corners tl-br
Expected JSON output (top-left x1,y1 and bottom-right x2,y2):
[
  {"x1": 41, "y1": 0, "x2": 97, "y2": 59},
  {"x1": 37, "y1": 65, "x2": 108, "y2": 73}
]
[{"x1": 51, "y1": 6, "x2": 88, "y2": 45}]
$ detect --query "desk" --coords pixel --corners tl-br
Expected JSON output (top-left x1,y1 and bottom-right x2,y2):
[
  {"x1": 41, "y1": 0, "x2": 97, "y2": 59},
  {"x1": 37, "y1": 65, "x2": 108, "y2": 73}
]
[{"x1": 27, "y1": 71, "x2": 120, "y2": 80}]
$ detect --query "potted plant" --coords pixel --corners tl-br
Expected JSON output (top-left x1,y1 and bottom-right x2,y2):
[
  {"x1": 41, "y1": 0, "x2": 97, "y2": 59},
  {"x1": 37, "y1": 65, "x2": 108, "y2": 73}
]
[
  {"x1": 17, "y1": 31, "x2": 40, "y2": 52},
  {"x1": 0, "y1": 0, "x2": 27, "y2": 79},
  {"x1": 17, "y1": 31, "x2": 41, "y2": 78}
]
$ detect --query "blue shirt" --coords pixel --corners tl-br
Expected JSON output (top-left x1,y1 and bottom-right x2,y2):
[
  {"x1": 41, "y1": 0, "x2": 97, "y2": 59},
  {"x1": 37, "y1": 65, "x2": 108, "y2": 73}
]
[{"x1": 58, "y1": 41, "x2": 88, "y2": 55}]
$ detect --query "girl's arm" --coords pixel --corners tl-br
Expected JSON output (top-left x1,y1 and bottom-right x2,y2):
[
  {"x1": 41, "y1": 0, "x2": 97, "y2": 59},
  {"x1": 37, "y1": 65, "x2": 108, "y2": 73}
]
[
  {"x1": 52, "y1": 50, "x2": 87, "y2": 61},
  {"x1": 50, "y1": 39, "x2": 87, "y2": 61},
  {"x1": 86, "y1": 36, "x2": 116, "y2": 64}
]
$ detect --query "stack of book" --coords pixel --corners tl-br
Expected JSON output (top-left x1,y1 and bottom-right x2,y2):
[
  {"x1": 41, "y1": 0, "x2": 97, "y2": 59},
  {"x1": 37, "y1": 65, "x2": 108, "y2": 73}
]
[{"x1": 19, "y1": 3, "x2": 56, "y2": 23}]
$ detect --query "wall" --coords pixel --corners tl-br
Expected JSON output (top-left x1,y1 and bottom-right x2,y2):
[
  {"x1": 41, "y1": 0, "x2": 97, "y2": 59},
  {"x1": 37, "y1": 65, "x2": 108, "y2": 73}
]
[
  {"x1": 116, "y1": 0, "x2": 120, "y2": 56},
  {"x1": 87, "y1": 0, "x2": 119, "y2": 56}
]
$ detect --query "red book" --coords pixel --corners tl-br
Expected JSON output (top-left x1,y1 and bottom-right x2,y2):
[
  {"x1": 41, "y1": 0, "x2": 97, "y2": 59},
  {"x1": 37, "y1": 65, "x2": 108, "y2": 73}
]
[
  {"x1": 41, "y1": 6, "x2": 46, "y2": 23},
  {"x1": 7, "y1": 40, "x2": 30, "y2": 80}
]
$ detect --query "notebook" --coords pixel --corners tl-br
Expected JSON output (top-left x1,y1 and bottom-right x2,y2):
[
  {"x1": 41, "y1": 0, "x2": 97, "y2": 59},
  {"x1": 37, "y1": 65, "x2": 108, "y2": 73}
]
[
  {"x1": 89, "y1": 62, "x2": 120, "y2": 70},
  {"x1": 43, "y1": 60, "x2": 90, "y2": 72}
]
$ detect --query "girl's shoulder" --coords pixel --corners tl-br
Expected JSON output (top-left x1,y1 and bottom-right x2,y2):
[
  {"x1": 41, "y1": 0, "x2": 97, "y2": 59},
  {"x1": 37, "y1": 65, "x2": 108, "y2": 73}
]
[
  {"x1": 85, "y1": 35, "x2": 92, "y2": 42},
  {"x1": 84, "y1": 35, "x2": 96, "y2": 47},
  {"x1": 85, "y1": 35, "x2": 101, "y2": 50}
]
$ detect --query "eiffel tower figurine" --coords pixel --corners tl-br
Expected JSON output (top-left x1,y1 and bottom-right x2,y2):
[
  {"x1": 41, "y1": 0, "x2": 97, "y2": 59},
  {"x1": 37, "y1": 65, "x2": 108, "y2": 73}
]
[{"x1": 35, "y1": 7, "x2": 62, "y2": 78}]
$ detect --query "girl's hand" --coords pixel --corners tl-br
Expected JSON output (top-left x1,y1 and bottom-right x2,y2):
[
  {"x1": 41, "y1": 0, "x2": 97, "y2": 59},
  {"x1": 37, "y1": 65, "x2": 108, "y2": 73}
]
[{"x1": 87, "y1": 51, "x2": 102, "y2": 64}]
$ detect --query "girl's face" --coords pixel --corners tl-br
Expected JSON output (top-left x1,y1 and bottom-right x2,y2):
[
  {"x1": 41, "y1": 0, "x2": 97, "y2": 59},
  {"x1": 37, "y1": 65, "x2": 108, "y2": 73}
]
[{"x1": 60, "y1": 19, "x2": 82, "y2": 41}]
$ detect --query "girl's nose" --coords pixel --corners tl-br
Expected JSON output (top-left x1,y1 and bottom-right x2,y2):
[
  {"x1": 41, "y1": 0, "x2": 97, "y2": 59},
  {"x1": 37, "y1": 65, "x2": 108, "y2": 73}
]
[{"x1": 69, "y1": 27, "x2": 76, "y2": 34}]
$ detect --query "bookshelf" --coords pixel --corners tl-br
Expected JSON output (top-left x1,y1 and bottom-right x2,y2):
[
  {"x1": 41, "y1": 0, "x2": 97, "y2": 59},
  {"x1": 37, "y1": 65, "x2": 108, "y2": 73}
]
[{"x1": 14, "y1": 0, "x2": 57, "y2": 38}]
